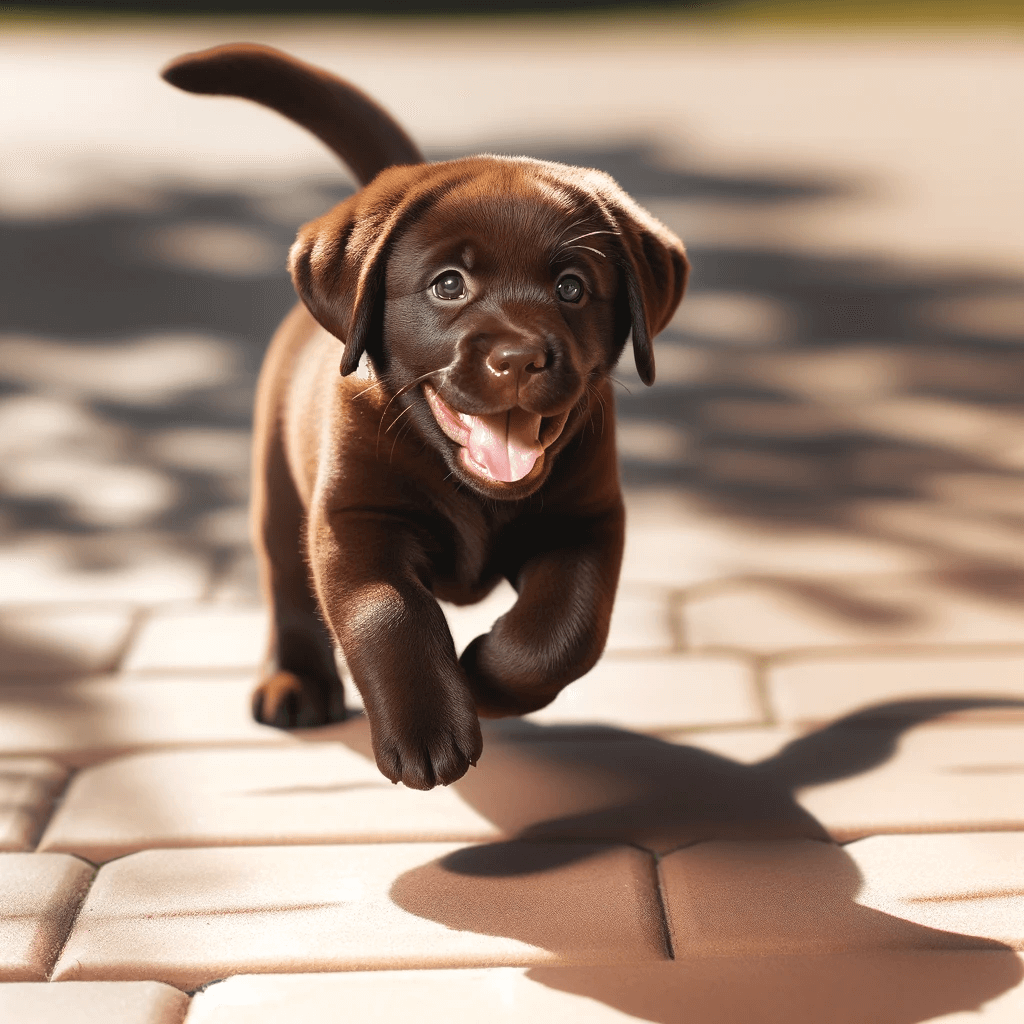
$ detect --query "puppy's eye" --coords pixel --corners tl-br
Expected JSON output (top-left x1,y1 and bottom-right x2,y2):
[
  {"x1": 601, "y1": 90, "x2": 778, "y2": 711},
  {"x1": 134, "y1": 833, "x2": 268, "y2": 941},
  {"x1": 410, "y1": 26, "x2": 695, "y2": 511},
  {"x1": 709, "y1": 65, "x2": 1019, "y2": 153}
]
[
  {"x1": 431, "y1": 271, "x2": 467, "y2": 300},
  {"x1": 556, "y1": 275, "x2": 584, "y2": 303}
]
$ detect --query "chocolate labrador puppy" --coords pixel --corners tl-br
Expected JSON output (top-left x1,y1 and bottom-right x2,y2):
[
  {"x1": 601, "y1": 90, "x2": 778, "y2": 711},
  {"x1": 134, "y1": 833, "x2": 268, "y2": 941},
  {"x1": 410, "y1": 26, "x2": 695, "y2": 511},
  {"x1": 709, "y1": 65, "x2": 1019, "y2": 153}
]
[{"x1": 163, "y1": 44, "x2": 688, "y2": 789}]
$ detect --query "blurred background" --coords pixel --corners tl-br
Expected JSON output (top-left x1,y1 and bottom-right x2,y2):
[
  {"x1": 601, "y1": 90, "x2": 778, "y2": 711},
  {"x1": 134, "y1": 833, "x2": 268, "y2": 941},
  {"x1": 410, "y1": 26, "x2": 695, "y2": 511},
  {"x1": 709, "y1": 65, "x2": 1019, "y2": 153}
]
[{"x1": 1, "y1": 2, "x2": 1022, "y2": 644}]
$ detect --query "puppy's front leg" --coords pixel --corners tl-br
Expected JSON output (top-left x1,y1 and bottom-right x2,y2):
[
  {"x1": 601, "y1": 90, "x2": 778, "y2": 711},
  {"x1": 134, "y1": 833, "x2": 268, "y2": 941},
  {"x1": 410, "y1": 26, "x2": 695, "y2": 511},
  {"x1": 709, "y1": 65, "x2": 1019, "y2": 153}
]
[
  {"x1": 461, "y1": 508, "x2": 625, "y2": 717},
  {"x1": 309, "y1": 509, "x2": 481, "y2": 790}
]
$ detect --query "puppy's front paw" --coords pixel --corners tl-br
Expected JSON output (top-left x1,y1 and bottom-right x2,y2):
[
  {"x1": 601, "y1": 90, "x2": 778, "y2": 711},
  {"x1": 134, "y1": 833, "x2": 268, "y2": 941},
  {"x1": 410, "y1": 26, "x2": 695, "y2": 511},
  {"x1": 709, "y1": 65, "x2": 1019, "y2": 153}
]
[
  {"x1": 371, "y1": 709, "x2": 483, "y2": 790},
  {"x1": 252, "y1": 671, "x2": 346, "y2": 729}
]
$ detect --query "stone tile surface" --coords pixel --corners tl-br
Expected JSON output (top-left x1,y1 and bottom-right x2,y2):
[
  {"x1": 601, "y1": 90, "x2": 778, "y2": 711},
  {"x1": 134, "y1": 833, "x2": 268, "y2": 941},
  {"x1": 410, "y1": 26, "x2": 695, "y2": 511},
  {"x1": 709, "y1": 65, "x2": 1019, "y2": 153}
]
[
  {"x1": 0, "y1": 674, "x2": 291, "y2": 765},
  {"x1": 0, "y1": 607, "x2": 135, "y2": 679},
  {"x1": 662, "y1": 722, "x2": 1024, "y2": 842},
  {"x1": 684, "y1": 578, "x2": 1024, "y2": 654},
  {"x1": 0, "y1": 981, "x2": 189, "y2": 1023},
  {"x1": 659, "y1": 839, "x2": 1002, "y2": 959},
  {"x1": 54, "y1": 842, "x2": 666, "y2": 987},
  {"x1": 767, "y1": 651, "x2": 1024, "y2": 725},
  {"x1": 39, "y1": 740, "x2": 500, "y2": 861},
  {"x1": 0, "y1": 852, "x2": 95, "y2": 980},
  {"x1": 444, "y1": 583, "x2": 674, "y2": 656},
  {"x1": 850, "y1": 833, "x2": 1024, "y2": 950},
  {"x1": 0, "y1": 756, "x2": 68, "y2": 851},
  {"x1": 184, "y1": 956, "x2": 1024, "y2": 1024},
  {"x1": 527, "y1": 654, "x2": 760, "y2": 730},
  {"x1": 124, "y1": 607, "x2": 269, "y2": 672}
]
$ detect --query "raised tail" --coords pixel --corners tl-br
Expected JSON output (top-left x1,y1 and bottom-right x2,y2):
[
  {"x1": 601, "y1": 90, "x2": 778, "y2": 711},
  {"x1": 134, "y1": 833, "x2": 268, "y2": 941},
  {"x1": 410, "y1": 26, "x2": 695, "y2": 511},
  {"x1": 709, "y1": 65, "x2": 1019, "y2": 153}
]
[{"x1": 161, "y1": 42, "x2": 424, "y2": 188}]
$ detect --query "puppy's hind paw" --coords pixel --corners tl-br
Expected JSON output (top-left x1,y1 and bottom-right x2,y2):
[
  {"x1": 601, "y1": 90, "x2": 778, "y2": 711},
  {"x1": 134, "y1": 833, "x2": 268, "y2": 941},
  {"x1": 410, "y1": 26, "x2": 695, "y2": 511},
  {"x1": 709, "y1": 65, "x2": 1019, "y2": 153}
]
[{"x1": 252, "y1": 671, "x2": 346, "y2": 729}]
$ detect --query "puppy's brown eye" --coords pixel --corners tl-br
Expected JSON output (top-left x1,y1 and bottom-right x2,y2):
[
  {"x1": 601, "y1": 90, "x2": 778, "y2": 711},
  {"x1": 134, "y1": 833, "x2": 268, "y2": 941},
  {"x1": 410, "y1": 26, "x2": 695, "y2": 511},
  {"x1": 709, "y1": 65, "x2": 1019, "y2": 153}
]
[
  {"x1": 432, "y1": 271, "x2": 467, "y2": 300},
  {"x1": 556, "y1": 275, "x2": 584, "y2": 303}
]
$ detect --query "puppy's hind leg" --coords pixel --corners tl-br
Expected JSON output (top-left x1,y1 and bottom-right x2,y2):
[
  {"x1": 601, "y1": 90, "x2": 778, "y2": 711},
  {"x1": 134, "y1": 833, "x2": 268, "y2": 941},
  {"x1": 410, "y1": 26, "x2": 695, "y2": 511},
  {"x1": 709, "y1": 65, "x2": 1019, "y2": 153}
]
[{"x1": 251, "y1": 421, "x2": 345, "y2": 729}]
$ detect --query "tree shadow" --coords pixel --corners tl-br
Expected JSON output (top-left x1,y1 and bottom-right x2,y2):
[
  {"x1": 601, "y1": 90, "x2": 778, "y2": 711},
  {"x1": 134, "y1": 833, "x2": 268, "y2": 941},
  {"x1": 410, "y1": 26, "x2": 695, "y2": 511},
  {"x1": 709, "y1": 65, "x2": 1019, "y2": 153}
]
[
  {"x1": 3, "y1": 137, "x2": 1022, "y2": 622},
  {"x1": 383, "y1": 697, "x2": 1024, "y2": 1023}
]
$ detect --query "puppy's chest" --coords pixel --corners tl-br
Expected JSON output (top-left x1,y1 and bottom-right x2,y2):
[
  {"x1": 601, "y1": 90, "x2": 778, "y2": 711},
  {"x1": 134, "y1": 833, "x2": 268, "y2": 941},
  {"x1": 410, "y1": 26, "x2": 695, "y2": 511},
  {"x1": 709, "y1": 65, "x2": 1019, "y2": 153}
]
[{"x1": 426, "y1": 504, "x2": 524, "y2": 605}]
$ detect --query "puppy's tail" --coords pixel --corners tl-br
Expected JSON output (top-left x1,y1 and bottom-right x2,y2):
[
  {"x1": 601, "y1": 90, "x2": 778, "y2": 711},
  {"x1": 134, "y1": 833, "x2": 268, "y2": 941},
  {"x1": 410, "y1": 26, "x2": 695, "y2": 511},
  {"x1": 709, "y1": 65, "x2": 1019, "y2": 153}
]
[{"x1": 161, "y1": 43, "x2": 423, "y2": 187}]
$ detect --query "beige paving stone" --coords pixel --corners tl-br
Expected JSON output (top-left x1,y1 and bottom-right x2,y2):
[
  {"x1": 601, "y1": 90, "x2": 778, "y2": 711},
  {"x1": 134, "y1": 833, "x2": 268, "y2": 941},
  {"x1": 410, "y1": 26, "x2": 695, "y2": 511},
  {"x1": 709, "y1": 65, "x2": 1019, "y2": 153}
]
[
  {"x1": 124, "y1": 607, "x2": 269, "y2": 672},
  {"x1": 660, "y1": 722, "x2": 1024, "y2": 842},
  {"x1": 620, "y1": 496, "x2": 928, "y2": 589},
  {"x1": 0, "y1": 538, "x2": 209, "y2": 604},
  {"x1": 38, "y1": 741, "x2": 501, "y2": 861},
  {"x1": 0, "y1": 852, "x2": 94, "y2": 980},
  {"x1": 768, "y1": 651, "x2": 1024, "y2": 724},
  {"x1": 184, "y1": 955, "x2": 1024, "y2": 1024},
  {"x1": 527, "y1": 654, "x2": 759, "y2": 730},
  {"x1": 0, "y1": 981, "x2": 189, "y2": 1023},
  {"x1": 0, "y1": 674, "x2": 291, "y2": 766},
  {"x1": 439, "y1": 583, "x2": 674, "y2": 656},
  {"x1": 797, "y1": 723, "x2": 1024, "y2": 840},
  {"x1": 53, "y1": 842, "x2": 666, "y2": 988},
  {"x1": 849, "y1": 833, "x2": 1024, "y2": 950},
  {"x1": 659, "y1": 839, "x2": 1004, "y2": 959},
  {"x1": 684, "y1": 577, "x2": 1024, "y2": 654},
  {"x1": 0, "y1": 607, "x2": 135, "y2": 679},
  {"x1": 37, "y1": 722, "x2": 831, "y2": 861},
  {"x1": 0, "y1": 756, "x2": 68, "y2": 851}
]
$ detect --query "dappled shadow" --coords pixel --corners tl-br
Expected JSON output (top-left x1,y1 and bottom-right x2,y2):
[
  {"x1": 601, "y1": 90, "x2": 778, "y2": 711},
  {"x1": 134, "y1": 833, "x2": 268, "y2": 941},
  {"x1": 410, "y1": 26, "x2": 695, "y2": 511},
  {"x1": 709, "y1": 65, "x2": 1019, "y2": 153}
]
[
  {"x1": 2, "y1": 137, "x2": 1022, "y2": 623},
  {"x1": 386, "y1": 697, "x2": 1024, "y2": 1023}
]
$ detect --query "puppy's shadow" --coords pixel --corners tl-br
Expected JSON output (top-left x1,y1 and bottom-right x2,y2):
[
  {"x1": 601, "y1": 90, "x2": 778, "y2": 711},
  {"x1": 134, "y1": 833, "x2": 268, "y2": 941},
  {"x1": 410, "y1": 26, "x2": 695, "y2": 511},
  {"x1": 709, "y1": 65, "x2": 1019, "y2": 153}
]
[{"x1": 378, "y1": 697, "x2": 1024, "y2": 1023}]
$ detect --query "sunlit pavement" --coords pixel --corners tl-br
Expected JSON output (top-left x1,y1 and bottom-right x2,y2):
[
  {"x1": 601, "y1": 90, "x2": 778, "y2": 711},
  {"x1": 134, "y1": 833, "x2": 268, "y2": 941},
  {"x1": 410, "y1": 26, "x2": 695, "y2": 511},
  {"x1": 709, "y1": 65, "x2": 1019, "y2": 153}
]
[{"x1": 1, "y1": 17, "x2": 1023, "y2": 1022}]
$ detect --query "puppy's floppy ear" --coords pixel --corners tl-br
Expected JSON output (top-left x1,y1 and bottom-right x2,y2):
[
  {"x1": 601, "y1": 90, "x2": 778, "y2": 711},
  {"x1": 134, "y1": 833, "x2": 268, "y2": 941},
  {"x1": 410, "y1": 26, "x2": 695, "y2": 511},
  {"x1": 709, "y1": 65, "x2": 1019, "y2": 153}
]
[
  {"x1": 586, "y1": 172, "x2": 689, "y2": 387},
  {"x1": 288, "y1": 163, "x2": 431, "y2": 375}
]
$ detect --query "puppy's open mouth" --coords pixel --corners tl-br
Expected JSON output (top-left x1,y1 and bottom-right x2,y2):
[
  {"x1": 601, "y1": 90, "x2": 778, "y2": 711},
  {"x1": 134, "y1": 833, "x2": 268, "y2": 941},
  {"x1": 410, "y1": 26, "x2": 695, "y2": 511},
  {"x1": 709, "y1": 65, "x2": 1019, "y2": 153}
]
[{"x1": 423, "y1": 384, "x2": 570, "y2": 484}]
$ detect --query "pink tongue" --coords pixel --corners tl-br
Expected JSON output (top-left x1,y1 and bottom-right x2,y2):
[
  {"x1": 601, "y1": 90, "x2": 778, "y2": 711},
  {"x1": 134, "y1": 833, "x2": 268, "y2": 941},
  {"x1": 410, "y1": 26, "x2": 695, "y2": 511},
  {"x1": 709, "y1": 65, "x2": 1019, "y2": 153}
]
[{"x1": 465, "y1": 408, "x2": 543, "y2": 483}]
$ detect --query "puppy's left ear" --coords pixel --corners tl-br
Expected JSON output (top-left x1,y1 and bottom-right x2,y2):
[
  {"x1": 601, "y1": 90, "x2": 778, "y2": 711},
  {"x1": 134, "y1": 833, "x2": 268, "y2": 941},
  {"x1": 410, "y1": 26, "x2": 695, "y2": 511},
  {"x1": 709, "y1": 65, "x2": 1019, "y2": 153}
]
[{"x1": 593, "y1": 176, "x2": 689, "y2": 387}]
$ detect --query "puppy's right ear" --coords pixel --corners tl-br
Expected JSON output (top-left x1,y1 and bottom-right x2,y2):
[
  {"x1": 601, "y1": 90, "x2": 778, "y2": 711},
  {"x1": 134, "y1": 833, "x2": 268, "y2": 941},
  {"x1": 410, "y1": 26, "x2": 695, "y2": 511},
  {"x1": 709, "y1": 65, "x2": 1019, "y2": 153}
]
[{"x1": 288, "y1": 164, "x2": 426, "y2": 375}]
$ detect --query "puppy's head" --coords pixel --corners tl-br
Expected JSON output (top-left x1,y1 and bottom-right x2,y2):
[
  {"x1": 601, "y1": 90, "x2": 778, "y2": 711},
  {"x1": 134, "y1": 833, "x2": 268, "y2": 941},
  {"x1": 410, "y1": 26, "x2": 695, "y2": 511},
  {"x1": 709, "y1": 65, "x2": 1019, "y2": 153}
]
[{"x1": 289, "y1": 155, "x2": 688, "y2": 499}]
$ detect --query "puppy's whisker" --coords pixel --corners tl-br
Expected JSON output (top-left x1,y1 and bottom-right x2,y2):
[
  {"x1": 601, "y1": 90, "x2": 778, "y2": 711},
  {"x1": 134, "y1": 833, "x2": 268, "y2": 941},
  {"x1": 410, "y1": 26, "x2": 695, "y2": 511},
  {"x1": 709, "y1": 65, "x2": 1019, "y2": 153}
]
[{"x1": 384, "y1": 403, "x2": 414, "y2": 434}]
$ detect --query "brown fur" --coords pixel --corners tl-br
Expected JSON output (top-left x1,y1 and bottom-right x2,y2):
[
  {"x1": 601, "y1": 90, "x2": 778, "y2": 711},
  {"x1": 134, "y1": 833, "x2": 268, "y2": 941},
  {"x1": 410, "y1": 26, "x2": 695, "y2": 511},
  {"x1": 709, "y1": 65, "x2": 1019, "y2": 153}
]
[{"x1": 163, "y1": 44, "x2": 688, "y2": 789}]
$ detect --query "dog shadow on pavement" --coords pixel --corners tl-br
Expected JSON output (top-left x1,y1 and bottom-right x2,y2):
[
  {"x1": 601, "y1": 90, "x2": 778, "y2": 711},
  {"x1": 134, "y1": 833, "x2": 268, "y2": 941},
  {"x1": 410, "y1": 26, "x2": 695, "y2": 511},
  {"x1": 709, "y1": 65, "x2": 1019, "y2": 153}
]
[{"x1": 371, "y1": 697, "x2": 1024, "y2": 1024}]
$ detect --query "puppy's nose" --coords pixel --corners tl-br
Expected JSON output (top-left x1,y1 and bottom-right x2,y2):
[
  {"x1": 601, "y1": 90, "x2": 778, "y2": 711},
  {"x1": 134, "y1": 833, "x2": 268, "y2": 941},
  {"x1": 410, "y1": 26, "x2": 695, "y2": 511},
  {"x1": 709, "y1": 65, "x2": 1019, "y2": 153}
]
[{"x1": 486, "y1": 343, "x2": 548, "y2": 379}]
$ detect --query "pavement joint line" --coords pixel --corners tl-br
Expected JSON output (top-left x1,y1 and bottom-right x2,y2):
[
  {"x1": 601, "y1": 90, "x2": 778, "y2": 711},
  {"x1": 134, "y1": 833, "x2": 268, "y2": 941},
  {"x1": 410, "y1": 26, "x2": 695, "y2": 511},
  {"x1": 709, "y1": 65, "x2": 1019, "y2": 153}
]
[
  {"x1": 44, "y1": 853, "x2": 99, "y2": 982},
  {"x1": 764, "y1": 642, "x2": 1024, "y2": 664},
  {"x1": 750, "y1": 653, "x2": 777, "y2": 726},
  {"x1": 28, "y1": 765, "x2": 77, "y2": 854},
  {"x1": 650, "y1": 851, "x2": 676, "y2": 961},
  {"x1": 108, "y1": 604, "x2": 155, "y2": 675},
  {"x1": 667, "y1": 589, "x2": 689, "y2": 651}
]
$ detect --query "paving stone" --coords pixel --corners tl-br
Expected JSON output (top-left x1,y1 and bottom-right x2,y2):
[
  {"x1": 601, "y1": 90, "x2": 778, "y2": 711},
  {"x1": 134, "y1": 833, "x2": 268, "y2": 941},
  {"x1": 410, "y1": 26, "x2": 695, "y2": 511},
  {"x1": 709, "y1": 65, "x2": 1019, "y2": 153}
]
[
  {"x1": 0, "y1": 756, "x2": 68, "y2": 851},
  {"x1": 0, "y1": 538, "x2": 209, "y2": 604},
  {"x1": 684, "y1": 577, "x2": 1024, "y2": 654},
  {"x1": 0, "y1": 981, "x2": 189, "y2": 1023},
  {"x1": 849, "y1": 833, "x2": 1024, "y2": 950},
  {"x1": 53, "y1": 842, "x2": 666, "y2": 988},
  {"x1": 620, "y1": 499, "x2": 927, "y2": 589},
  {"x1": 439, "y1": 583, "x2": 674, "y2": 657},
  {"x1": 0, "y1": 674, "x2": 290, "y2": 766},
  {"x1": 36, "y1": 723, "x2": 830, "y2": 861},
  {"x1": 184, "y1": 954, "x2": 1024, "y2": 1024},
  {"x1": 659, "y1": 839, "x2": 1003, "y2": 958},
  {"x1": 39, "y1": 741, "x2": 501, "y2": 861},
  {"x1": 768, "y1": 651, "x2": 1024, "y2": 725},
  {"x1": 527, "y1": 654, "x2": 759, "y2": 730},
  {"x1": 0, "y1": 852, "x2": 95, "y2": 981},
  {"x1": 660, "y1": 722, "x2": 1024, "y2": 842},
  {"x1": 123, "y1": 607, "x2": 269, "y2": 672},
  {"x1": 0, "y1": 607, "x2": 135, "y2": 679}
]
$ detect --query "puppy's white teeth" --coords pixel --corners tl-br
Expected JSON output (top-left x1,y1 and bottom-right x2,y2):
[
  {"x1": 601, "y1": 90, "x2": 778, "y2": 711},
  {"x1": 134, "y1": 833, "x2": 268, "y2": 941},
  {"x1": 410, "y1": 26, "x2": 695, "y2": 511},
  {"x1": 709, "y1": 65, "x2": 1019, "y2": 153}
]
[{"x1": 458, "y1": 413, "x2": 474, "y2": 427}]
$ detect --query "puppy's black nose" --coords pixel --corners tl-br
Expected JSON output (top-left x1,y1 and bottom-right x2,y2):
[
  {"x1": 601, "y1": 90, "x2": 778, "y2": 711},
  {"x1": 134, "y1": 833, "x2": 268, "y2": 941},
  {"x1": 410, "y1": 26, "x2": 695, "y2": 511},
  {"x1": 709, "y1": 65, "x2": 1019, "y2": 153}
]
[{"x1": 486, "y1": 343, "x2": 548, "y2": 378}]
